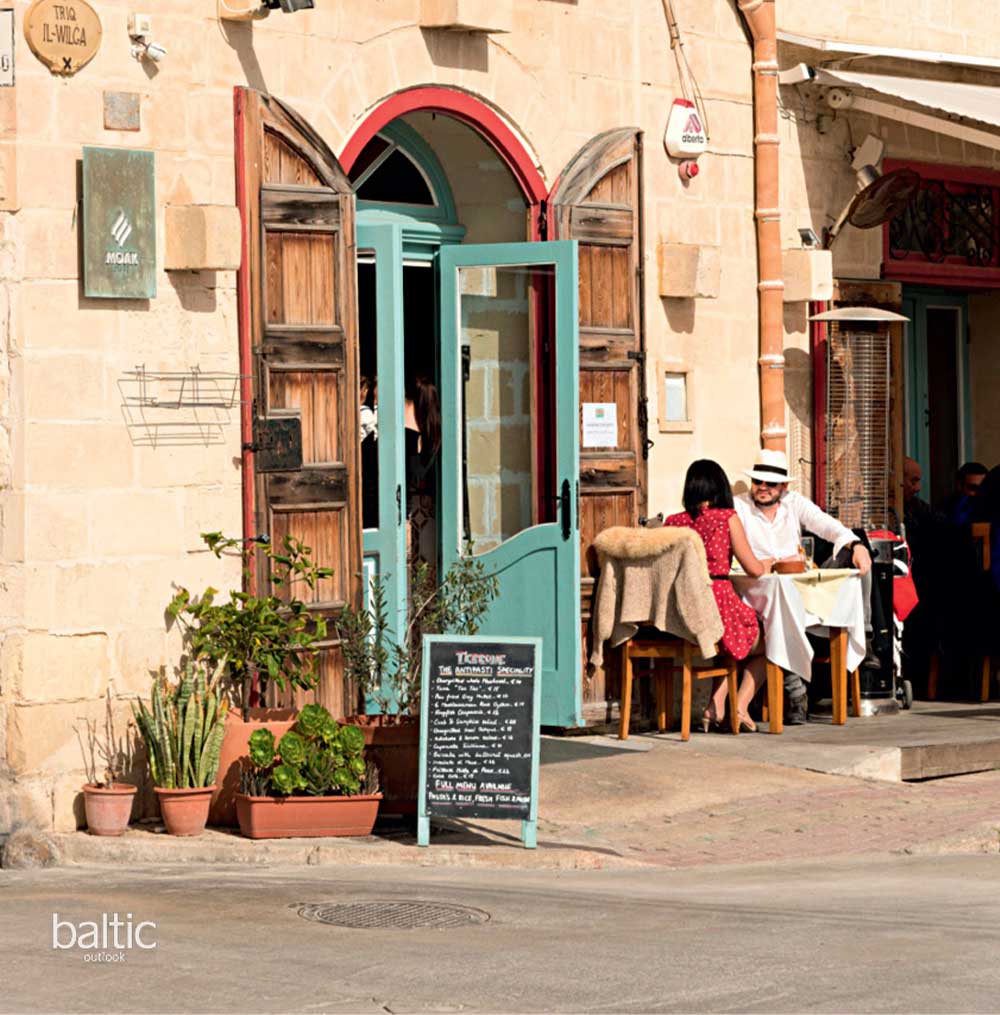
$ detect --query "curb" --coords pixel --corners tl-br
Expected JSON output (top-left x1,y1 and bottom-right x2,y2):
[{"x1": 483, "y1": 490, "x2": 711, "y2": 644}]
[{"x1": 53, "y1": 828, "x2": 644, "y2": 872}]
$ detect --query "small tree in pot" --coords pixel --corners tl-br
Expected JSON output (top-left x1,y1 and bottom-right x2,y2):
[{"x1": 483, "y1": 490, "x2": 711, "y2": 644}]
[
  {"x1": 167, "y1": 532, "x2": 333, "y2": 721},
  {"x1": 76, "y1": 688, "x2": 138, "y2": 837},
  {"x1": 166, "y1": 532, "x2": 334, "y2": 826},
  {"x1": 336, "y1": 553, "x2": 498, "y2": 814}
]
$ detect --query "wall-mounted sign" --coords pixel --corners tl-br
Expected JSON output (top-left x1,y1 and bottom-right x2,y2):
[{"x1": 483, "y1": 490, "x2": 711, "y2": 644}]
[
  {"x1": 0, "y1": 10, "x2": 14, "y2": 86},
  {"x1": 82, "y1": 147, "x2": 156, "y2": 300},
  {"x1": 24, "y1": 0, "x2": 101, "y2": 76},
  {"x1": 582, "y1": 402, "x2": 618, "y2": 449}
]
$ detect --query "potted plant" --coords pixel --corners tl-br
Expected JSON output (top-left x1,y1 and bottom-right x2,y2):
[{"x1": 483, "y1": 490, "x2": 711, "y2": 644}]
[
  {"x1": 76, "y1": 688, "x2": 138, "y2": 837},
  {"x1": 235, "y1": 703, "x2": 382, "y2": 838},
  {"x1": 132, "y1": 661, "x2": 229, "y2": 836},
  {"x1": 337, "y1": 553, "x2": 498, "y2": 816},
  {"x1": 166, "y1": 531, "x2": 333, "y2": 825}
]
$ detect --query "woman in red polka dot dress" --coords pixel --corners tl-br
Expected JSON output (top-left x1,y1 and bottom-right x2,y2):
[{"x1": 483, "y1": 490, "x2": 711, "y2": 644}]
[{"x1": 664, "y1": 459, "x2": 773, "y2": 732}]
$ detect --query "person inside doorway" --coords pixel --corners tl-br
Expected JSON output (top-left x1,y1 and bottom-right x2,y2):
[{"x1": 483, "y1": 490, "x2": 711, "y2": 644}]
[
  {"x1": 734, "y1": 449, "x2": 874, "y2": 725},
  {"x1": 663, "y1": 460, "x2": 773, "y2": 732},
  {"x1": 941, "y1": 461, "x2": 989, "y2": 525},
  {"x1": 404, "y1": 371, "x2": 441, "y2": 569},
  {"x1": 360, "y1": 373, "x2": 378, "y2": 530}
]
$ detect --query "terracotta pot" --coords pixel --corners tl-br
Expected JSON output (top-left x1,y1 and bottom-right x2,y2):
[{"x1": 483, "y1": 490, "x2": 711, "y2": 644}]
[
  {"x1": 155, "y1": 786, "x2": 215, "y2": 836},
  {"x1": 343, "y1": 715, "x2": 419, "y2": 817},
  {"x1": 209, "y1": 708, "x2": 298, "y2": 827},
  {"x1": 82, "y1": 783, "x2": 137, "y2": 837},
  {"x1": 235, "y1": 793, "x2": 382, "y2": 839}
]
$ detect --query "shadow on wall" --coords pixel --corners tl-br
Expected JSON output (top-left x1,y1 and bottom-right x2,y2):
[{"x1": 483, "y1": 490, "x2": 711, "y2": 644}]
[
  {"x1": 220, "y1": 20, "x2": 268, "y2": 92},
  {"x1": 167, "y1": 271, "x2": 220, "y2": 314},
  {"x1": 421, "y1": 28, "x2": 489, "y2": 72},
  {"x1": 662, "y1": 298, "x2": 696, "y2": 335}
]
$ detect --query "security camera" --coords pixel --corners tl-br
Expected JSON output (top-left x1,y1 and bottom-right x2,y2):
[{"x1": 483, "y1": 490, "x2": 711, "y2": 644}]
[
  {"x1": 264, "y1": 0, "x2": 314, "y2": 10},
  {"x1": 143, "y1": 41, "x2": 167, "y2": 62}
]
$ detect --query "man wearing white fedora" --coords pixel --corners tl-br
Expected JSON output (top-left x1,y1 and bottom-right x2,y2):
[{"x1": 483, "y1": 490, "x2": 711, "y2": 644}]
[{"x1": 734, "y1": 449, "x2": 873, "y2": 724}]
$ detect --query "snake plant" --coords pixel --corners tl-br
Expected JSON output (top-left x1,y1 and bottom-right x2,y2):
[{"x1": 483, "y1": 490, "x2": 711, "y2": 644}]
[{"x1": 133, "y1": 660, "x2": 229, "y2": 789}]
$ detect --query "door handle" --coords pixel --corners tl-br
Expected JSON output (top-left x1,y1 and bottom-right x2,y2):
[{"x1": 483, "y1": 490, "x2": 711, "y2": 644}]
[
  {"x1": 559, "y1": 478, "x2": 571, "y2": 541},
  {"x1": 923, "y1": 408, "x2": 931, "y2": 427}
]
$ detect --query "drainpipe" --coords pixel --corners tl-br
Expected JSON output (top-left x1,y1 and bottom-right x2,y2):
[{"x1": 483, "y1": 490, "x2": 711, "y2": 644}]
[{"x1": 738, "y1": 0, "x2": 786, "y2": 452}]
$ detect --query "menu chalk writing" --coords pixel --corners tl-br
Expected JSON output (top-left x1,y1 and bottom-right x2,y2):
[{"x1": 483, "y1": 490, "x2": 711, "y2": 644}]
[{"x1": 422, "y1": 638, "x2": 538, "y2": 821}]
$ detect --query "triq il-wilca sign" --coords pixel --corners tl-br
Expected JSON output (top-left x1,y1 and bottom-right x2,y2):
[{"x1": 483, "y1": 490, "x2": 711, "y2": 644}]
[
  {"x1": 24, "y1": 0, "x2": 102, "y2": 76},
  {"x1": 82, "y1": 147, "x2": 156, "y2": 300}
]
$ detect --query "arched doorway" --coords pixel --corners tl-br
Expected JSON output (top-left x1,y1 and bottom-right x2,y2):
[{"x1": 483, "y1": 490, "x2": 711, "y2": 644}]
[{"x1": 237, "y1": 85, "x2": 645, "y2": 728}]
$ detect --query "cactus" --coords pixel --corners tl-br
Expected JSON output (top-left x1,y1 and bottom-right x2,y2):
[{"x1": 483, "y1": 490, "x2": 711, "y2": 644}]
[{"x1": 133, "y1": 661, "x2": 230, "y2": 789}]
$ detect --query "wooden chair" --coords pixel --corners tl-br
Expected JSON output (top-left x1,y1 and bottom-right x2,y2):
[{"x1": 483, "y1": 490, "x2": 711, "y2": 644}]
[{"x1": 619, "y1": 637, "x2": 739, "y2": 741}]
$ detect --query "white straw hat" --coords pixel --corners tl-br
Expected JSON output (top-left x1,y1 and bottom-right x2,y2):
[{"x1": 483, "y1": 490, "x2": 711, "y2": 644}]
[{"x1": 745, "y1": 449, "x2": 796, "y2": 483}]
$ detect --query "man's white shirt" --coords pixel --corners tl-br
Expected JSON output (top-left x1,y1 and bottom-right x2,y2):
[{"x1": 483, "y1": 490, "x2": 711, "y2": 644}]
[{"x1": 734, "y1": 490, "x2": 856, "y2": 562}]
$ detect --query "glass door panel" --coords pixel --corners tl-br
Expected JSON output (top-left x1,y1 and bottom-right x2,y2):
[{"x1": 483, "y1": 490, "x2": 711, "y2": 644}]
[{"x1": 440, "y1": 241, "x2": 580, "y2": 727}]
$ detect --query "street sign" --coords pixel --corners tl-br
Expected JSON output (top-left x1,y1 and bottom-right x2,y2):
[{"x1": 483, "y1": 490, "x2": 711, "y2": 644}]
[
  {"x1": 0, "y1": 9, "x2": 14, "y2": 87},
  {"x1": 82, "y1": 147, "x2": 156, "y2": 300},
  {"x1": 24, "y1": 0, "x2": 101, "y2": 76},
  {"x1": 418, "y1": 635, "x2": 541, "y2": 849}
]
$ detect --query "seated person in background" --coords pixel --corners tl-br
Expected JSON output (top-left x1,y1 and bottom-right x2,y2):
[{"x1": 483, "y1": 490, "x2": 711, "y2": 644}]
[
  {"x1": 663, "y1": 459, "x2": 773, "y2": 733},
  {"x1": 940, "y1": 461, "x2": 988, "y2": 525},
  {"x1": 972, "y1": 466, "x2": 1000, "y2": 596},
  {"x1": 734, "y1": 449, "x2": 872, "y2": 725}
]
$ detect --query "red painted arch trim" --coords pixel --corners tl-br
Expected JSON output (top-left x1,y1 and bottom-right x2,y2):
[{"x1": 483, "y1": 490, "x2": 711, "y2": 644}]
[{"x1": 340, "y1": 86, "x2": 547, "y2": 222}]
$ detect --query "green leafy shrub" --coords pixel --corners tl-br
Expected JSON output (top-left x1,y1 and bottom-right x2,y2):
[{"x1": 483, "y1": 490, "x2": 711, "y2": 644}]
[
  {"x1": 167, "y1": 532, "x2": 334, "y2": 721},
  {"x1": 132, "y1": 660, "x2": 229, "y2": 789},
  {"x1": 338, "y1": 553, "x2": 499, "y2": 719},
  {"x1": 240, "y1": 704, "x2": 378, "y2": 798}
]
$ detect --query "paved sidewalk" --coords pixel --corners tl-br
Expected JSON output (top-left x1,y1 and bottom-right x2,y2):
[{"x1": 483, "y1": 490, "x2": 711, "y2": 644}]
[{"x1": 52, "y1": 731, "x2": 1000, "y2": 873}]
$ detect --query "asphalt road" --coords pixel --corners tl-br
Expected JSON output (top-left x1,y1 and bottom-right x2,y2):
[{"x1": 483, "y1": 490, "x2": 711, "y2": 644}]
[{"x1": 1, "y1": 855, "x2": 998, "y2": 1013}]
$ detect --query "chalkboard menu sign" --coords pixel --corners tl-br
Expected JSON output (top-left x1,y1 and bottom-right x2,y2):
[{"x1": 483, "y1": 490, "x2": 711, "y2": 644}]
[{"x1": 418, "y1": 635, "x2": 541, "y2": 848}]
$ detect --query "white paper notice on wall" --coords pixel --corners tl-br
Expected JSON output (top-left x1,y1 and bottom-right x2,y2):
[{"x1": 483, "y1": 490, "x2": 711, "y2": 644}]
[
  {"x1": 0, "y1": 9, "x2": 13, "y2": 87},
  {"x1": 582, "y1": 402, "x2": 618, "y2": 449}
]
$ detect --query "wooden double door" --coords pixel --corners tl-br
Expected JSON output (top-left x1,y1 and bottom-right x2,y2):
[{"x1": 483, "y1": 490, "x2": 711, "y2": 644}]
[{"x1": 237, "y1": 89, "x2": 647, "y2": 725}]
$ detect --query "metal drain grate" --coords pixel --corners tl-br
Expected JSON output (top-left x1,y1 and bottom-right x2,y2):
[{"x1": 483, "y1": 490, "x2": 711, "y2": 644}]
[{"x1": 296, "y1": 900, "x2": 491, "y2": 930}]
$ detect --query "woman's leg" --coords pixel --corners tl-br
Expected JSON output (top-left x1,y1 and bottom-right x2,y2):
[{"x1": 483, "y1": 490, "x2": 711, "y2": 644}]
[
  {"x1": 737, "y1": 655, "x2": 766, "y2": 715},
  {"x1": 707, "y1": 675, "x2": 729, "y2": 720}
]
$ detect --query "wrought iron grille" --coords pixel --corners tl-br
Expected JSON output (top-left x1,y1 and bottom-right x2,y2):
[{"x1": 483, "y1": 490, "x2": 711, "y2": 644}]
[
  {"x1": 824, "y1": 328, "x2": 891, "y2": 531},
  {"x1": 889, "y1": 176, "x2": 999, "y2": 268}
]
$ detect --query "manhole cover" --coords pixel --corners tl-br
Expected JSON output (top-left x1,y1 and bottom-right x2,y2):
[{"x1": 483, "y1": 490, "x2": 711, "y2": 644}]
[{"x1": 296, "y1": 900, "x2": 491, "y2": 930}]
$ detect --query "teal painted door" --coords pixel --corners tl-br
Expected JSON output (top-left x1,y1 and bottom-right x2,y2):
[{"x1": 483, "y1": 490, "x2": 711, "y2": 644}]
[
  {"x1": 357, "y1": 223, "x2": 408, "y2": 678},
  {"x1": 902, "y1": 288, "x2": 972, "y2": 505},
  {"x1": 439, "y1": 242, "x2": 581, "y2": 727}
]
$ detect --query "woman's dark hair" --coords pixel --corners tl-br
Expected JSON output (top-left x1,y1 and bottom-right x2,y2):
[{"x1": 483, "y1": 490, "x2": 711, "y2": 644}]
[
  {"x1": 406, "y1": 374, "x2": 441, "y2": 459},
  {"x1": 682, "y1": 459, "x2": 734, "y2": 519}
]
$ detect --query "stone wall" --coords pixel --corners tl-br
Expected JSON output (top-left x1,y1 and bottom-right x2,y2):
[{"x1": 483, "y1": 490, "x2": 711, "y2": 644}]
[{"x1": 4, "y1": 0, "x2": 1000, "y2": 828}]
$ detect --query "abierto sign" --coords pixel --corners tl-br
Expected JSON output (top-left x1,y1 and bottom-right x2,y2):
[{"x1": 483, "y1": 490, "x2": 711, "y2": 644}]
[{"x1": 82, "y1": 147, "x2": 156, "y2": 300}]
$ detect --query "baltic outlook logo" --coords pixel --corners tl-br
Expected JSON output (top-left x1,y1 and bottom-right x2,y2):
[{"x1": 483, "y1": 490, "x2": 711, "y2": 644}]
[{"x1": 52, "y1": 912, "x2": 157, "y2": 962}]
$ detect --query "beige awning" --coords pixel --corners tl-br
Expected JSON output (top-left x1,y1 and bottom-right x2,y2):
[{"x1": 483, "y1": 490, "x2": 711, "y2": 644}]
[{"x1": 814, "y1": 68, "x2": 1000, "y2": 131}]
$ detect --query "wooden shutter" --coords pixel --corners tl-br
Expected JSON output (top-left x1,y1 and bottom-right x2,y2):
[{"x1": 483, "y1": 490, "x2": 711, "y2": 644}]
[
  {"x1": 548, "y1": 129, "x2": 646, "y2": 718},
  {"x1": 237, "y1": 89, "x2": 361, "y2": 718}
]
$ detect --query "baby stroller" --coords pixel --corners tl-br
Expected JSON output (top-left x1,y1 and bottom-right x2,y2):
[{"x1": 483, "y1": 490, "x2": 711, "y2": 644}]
[{"x1": 866, "y1": 528, "x2": 916, "y2": 711}]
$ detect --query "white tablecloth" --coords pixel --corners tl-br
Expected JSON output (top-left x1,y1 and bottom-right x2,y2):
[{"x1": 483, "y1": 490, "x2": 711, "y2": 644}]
[{"x1": 731, "y1": 570, "x2": 865, "y2": 680}]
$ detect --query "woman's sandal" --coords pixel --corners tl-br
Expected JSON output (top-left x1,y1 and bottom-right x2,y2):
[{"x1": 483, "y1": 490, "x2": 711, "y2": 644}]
[
  {"x1": 700, "y1": 709, "x2": 723, "y2": 733},
  {"x1": 737, "y1": 711, "x2": 757, "y2": 734}
]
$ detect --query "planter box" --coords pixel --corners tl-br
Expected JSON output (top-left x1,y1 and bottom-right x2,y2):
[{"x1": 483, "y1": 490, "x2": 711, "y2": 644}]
[
  {"x1": 210, "y1": 708, "x2": 298, "y2": 827},
  {"x1": 343, "y1": 715, "x2": 419, "y2": 817},
  {"x1": 235, "y1": 793, "x2": 382, "y2": 839}
]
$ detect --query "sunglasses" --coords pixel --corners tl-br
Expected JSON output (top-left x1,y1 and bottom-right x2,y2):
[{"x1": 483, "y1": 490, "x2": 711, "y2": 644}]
[{"x1": 751, "y1": 479, "x2": 781, "y2": 489}]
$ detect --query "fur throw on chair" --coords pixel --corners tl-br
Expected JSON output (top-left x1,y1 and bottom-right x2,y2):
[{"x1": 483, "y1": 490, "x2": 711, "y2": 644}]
[{"x1": 589, "y1": 525, "x2": 724, "y2": 667}]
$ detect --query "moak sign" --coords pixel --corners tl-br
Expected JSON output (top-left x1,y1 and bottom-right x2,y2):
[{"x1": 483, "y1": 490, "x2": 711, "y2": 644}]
[
  {"x1": 24, "y1": 0, "x2": 102, "y2": 76},
  {"x1": 664, "y1": 98, "x2": 708, "y2": 159}
]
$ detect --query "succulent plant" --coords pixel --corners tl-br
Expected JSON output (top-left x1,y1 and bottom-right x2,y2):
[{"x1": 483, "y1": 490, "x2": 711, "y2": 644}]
[
  {"x1": 133, "y1": 660, "x2": 229, "y2": 789},
  {"x1": 241, "y1": 703, "x2": 375, "y2": 798}
]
